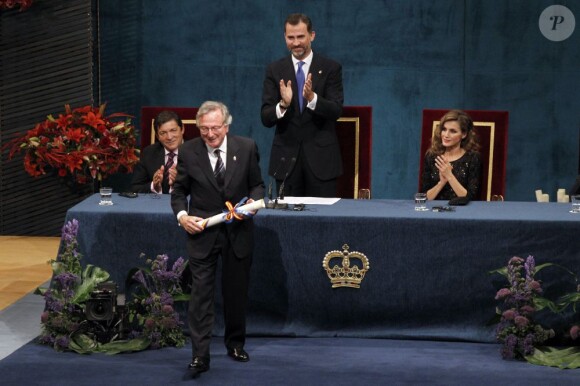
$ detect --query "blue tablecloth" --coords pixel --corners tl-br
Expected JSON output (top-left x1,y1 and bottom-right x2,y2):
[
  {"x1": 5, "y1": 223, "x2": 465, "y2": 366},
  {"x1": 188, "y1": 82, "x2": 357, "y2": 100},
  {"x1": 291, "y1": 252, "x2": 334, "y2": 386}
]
[{"x1": 62, "y1": 194, "x2": 580, "y2": 342}]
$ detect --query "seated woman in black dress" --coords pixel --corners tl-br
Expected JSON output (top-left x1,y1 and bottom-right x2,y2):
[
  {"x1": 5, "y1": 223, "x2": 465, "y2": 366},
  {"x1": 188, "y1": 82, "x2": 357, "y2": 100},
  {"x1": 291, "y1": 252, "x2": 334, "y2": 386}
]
[{"x1": 421, "y1": 110, "x2": 482, "y2": 200}]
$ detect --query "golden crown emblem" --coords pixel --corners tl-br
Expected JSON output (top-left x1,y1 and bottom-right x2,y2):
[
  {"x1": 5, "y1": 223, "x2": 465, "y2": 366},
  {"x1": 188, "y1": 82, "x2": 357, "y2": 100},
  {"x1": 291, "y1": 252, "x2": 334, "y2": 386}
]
[{"x1": 322, "y1": 244, "x2": 370, "y2": 288}]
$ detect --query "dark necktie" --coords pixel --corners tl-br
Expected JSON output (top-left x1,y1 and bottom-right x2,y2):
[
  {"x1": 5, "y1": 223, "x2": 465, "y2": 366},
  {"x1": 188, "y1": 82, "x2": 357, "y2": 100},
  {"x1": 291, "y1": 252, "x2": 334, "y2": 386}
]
[
  {"x1": 296, "y1": 61, "x2": 305, "y2": 111},
  {"x1": 214, "y1": 149, "x2": 225, "y2": 187},
  {"x1": 162, "y1": 152, "x2": 175, "y2": 193}
]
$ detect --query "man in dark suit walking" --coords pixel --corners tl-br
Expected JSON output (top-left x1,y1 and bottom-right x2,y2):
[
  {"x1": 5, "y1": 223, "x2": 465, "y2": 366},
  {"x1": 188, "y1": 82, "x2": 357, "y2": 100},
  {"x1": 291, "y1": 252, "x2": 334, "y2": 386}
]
[
  {"x1": 261, "y1": 13, "x2": 344, "y2": 198},
  {"x1": 131, "y1": 110, "x2": 184, "y2": 194},
  {"x1": 171, "y1": 101, "x2": 264, "y2": 374}
]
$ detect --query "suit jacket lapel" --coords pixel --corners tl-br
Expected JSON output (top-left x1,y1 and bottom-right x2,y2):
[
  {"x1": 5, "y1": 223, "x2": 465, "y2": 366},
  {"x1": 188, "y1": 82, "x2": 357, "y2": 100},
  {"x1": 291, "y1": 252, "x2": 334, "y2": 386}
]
[
  {"x1": 224, "y1": 136, "x2": 239, "y2": 189},
  {"x1": 309, "y1": 54, "x2": 322, "y2": 92},
  {"x1": 154, "y1": 143, "x2": 166, "y2": 167}
]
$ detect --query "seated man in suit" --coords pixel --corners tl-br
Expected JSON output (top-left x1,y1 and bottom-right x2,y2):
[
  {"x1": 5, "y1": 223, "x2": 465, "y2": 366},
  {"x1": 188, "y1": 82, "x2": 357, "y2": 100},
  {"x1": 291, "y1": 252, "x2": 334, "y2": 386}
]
[{"x1": 131, "y1": 110, "x2": 184, "y2": 194}]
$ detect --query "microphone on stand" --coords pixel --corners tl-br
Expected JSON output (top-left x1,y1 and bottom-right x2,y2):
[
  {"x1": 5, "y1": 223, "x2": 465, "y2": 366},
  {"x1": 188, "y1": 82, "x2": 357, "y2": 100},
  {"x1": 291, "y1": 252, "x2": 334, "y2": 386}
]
[
  {"x1": 266, "y1": 157, "x2": 286, "y2": 209},
  {"x1": 274, "y1": 157, "x2": 296, "y2": 209}
]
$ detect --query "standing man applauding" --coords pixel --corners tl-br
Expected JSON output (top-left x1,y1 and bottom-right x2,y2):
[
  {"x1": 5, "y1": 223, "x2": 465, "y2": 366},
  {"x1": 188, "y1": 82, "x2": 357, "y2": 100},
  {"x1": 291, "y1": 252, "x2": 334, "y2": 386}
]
[
  {"x1": 261, "y1": 13, "x2": 344, "y2": 197},
  {"x1": 171, "y1": 101, "x2": 264, "y2": 375}
]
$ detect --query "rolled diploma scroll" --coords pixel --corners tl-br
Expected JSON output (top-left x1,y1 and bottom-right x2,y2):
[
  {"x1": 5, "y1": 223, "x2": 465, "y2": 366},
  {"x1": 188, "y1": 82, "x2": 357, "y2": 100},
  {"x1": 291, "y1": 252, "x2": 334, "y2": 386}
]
[{"x1": 196, "y1": 199, "x2": 266, "y2": 229}]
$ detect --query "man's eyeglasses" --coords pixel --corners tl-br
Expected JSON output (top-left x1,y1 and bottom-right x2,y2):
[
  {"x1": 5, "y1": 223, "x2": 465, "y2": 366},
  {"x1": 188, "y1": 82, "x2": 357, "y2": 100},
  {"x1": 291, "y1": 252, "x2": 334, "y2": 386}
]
[{"x1": 198, "y1": 124, "x2": 225, "y2": 134}]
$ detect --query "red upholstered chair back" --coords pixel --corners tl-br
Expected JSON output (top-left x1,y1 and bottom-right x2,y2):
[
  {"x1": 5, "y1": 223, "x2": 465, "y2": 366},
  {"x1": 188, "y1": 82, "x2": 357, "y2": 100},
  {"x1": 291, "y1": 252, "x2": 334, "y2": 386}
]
[
  {"x1": 140, "y1": 106, "x2": 373, "y2": 199},
  {"x1": 419, "y1": 109, "x2": 509, "y2": 201}
]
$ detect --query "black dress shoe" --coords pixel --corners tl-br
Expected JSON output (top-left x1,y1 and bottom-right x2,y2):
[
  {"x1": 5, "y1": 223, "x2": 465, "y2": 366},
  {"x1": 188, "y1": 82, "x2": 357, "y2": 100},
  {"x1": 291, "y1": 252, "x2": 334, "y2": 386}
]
[
  {"x1": 188, "y1": 357, "x2": 209, "y2": 373},
  {"x1": 227, "y1": 347, "x2": 250, "y2": 362}
]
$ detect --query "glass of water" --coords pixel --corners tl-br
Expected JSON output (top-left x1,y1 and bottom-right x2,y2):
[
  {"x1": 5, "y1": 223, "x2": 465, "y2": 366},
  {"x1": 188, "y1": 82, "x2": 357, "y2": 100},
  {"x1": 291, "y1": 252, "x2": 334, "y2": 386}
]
[
  {"x1": 99, "y1": 187, "x2": 113, "y2": 206},
  {"x1": 570, "y1": 195, "x2": 580, "y2": 213},
  {"x1": 414, "y1": 193, "x2": 428, "y2": 211}
]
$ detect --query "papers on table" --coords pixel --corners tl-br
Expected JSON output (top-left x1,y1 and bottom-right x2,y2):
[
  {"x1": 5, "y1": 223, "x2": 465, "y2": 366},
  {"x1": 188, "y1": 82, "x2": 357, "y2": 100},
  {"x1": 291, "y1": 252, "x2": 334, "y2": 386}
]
[{"x1": 276, "y1": 196, "x2": 341, "y2": 205}]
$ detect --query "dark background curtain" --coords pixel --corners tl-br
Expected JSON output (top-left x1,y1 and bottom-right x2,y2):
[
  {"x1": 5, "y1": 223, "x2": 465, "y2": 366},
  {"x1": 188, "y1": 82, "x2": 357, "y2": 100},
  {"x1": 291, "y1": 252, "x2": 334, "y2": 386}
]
[
  {"x1": 1, "y1": 0, "x2": 579, "y2": 235},
  {"x1": 97, "y1": 0, "x2": 580, "y2": 200},
  {"x1": 0, "y1": 0, "x2": 95, "y2": 235}
]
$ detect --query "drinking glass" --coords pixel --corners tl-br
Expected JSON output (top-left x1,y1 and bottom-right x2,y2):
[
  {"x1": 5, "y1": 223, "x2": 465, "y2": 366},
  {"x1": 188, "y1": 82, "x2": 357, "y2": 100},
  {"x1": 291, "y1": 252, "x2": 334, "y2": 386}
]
[
  {"x1": 570, "y1": 195, "x2": 580, "y2": 213},
  {"x1": 414, "y1": 193, "x2": 428, "y2": 211},
  {"x1": 99, "y1": 187, "x2": 113, "y2": 206}
]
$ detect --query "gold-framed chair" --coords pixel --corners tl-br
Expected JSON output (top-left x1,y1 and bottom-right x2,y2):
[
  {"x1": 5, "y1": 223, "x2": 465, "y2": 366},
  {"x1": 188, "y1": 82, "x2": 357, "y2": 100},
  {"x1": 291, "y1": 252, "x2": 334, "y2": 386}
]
[{"x1": 336, "y1": 106, "x2": 372, "y2": 198}]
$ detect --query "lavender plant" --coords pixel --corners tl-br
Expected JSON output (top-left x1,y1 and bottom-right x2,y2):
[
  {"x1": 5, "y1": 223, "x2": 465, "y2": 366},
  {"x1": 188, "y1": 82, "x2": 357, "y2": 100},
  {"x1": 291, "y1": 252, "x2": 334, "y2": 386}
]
[
  {"x1": 37, "y1": 219, "x2": 110, "y2": 351},
  {"x1": 37, "y1": 220, "x2": 188, "y2": 354},
  {"x1": 126, "y1": 254, "x2": 188, "y2": 349},
  {"x1": 494, "y1": 256, "x2": 555, "y2": 359}
]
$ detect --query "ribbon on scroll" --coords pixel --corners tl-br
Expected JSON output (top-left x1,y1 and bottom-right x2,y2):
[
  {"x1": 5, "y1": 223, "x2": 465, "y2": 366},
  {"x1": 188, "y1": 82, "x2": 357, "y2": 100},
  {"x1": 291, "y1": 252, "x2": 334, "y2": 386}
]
[{"x1": 197, "y1": 198, "x2": 265, "y2": 229}]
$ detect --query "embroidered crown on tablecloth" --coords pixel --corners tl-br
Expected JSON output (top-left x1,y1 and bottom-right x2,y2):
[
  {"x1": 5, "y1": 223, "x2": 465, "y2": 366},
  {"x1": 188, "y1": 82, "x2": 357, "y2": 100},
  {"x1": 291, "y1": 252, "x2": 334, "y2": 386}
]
[{"x1": 322, "y1": 244, "x2": 370, "y2": 289}]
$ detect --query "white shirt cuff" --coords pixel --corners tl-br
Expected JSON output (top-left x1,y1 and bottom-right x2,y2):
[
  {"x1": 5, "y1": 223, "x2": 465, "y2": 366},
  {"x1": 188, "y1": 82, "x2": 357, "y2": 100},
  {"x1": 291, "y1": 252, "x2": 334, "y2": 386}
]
[
  {"x1": 307, "y1": 93, "x2": 318, "y2": 110},
  {"x1": 176, "y1": 210, "x2": 188, "y2": 226},
  {"x1": 276, "y1": 102, "x2": 287, "y2": 118}
]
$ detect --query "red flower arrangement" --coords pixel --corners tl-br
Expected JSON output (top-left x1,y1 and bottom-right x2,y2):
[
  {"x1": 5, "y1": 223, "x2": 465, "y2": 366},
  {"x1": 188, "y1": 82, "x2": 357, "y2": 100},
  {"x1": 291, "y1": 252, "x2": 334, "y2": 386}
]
[
  {"x1": 6, "y1": 104, "x2": 140, "y2": 185},
  {"x1": 0, "y1": 0, "x2": 33, "y2": 11}
]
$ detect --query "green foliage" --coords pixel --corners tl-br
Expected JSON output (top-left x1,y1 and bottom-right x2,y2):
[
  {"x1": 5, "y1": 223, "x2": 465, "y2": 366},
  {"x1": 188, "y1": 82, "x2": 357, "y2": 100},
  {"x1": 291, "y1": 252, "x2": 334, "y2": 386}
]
[
  {"x1": 125, "y1": 254, "x2": 189, "y2": 349},
  {"x1": 37, "y1": 219, "x2": 189, "y2": 355},
  {"x1": 491, "y1": 255, "x2": 580, "y2": 367},
  {"x1": 37, "y1": 219, "x2": 112, "y2": 351},
  {"x1": 69, "y1": 333, "x2": 150, "y2": 355},
  {"x1": 71, "y1": 265, "x2": 111, "y2": 304},
  {"x1": 526, "y1": 346, "x2": 580, "y2": 369}
]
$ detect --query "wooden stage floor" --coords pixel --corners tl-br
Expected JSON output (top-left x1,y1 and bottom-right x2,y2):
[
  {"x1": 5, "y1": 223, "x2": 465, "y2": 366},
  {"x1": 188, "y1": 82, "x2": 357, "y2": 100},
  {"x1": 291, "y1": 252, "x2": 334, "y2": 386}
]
[{"x1": 0, "y1": 236, "x2": 59, "y2": 310}]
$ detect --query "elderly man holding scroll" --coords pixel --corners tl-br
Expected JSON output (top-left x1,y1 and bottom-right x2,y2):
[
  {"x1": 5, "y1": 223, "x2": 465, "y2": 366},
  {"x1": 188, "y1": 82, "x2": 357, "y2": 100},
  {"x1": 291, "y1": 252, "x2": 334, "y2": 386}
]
[{"x1": 171, "y1": 100, "x2": 265, "y2": 375}]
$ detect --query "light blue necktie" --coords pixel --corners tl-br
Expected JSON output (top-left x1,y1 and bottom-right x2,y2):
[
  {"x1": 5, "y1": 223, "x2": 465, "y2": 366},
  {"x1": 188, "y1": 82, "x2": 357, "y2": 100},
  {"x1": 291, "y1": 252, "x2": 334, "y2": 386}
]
[{"x1": 296, "y1": 61, "x2": 305, "y2": 111}]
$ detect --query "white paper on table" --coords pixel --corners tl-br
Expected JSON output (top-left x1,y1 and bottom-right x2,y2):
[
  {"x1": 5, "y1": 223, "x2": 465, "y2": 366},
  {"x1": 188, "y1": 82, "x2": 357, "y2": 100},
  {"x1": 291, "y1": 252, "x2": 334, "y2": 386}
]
[
  {"x1": 196, "y1": 199, "x2": 265, "y2": 228},
  {"x1": 276, "y1": 196, "x2": 341, "y2": 205}
]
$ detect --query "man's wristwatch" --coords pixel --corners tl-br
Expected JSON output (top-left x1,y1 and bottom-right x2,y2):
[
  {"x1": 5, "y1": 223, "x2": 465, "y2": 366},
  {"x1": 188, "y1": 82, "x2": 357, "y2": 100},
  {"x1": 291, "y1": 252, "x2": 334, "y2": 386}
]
[{"x1": 279, "y1": 100, "x2": 288, "y2": 109}]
